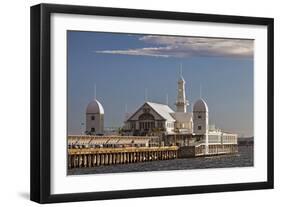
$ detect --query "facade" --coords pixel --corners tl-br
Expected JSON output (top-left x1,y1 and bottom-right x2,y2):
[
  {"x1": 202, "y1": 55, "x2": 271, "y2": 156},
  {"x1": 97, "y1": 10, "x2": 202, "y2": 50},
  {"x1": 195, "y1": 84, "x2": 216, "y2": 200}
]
[{"x1": 123, "y1": 102, "x2": 176, "y2": 135}]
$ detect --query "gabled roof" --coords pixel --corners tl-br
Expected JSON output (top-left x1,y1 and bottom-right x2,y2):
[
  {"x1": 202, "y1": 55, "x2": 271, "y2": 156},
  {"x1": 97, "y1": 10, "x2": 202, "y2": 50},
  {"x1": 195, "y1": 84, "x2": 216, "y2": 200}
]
[
  {"x1": 126, "y1": 102, "x2": 175, "y2": 122},
  {"x1": 146, "y1": 102, "x2": 175, "y2": 122}
]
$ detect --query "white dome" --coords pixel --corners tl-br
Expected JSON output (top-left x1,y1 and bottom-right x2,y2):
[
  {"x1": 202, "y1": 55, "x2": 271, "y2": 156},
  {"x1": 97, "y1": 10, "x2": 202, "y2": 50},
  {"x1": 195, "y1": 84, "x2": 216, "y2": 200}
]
[
  {"x1": 193, "y1": 99, "x2": 208, "y2": 112},
  {"x1": 86, "y1": 99, "x2": 104, "y2": 114}
]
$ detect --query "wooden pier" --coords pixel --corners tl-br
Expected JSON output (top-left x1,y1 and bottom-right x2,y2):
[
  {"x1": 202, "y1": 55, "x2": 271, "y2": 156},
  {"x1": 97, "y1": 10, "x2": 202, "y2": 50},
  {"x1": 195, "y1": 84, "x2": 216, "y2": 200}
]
[
  {"x1": 68, "y1": 146, "x2": 179, "y2": 169},
  {"x1": 67, "y1": 136, "x2": 239, "y2": 169}
]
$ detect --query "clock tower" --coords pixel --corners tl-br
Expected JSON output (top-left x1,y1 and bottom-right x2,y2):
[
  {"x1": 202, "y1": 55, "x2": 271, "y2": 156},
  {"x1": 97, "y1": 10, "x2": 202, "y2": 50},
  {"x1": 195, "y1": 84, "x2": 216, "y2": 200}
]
[{"x1": 175, "y1": 68, "x2": 189, "y2": 112}]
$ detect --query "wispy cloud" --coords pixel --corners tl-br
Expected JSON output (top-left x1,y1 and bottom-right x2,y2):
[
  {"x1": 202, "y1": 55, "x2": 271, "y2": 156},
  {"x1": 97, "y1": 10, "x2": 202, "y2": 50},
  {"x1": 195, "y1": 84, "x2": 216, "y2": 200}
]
[{"x1": 96, "y1": 35, "x2": 253, "y2": 58}]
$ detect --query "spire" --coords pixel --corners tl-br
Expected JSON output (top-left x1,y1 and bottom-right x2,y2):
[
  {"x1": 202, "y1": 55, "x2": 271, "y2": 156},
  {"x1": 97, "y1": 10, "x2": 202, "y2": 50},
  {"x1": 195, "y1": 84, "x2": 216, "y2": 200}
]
[
  {"x1": 94, "y1": 84, "x2": 97, "y2": 100},
  {"x1": 200, "y1": 84, "x2": 202, "y2": 99},
  {"x1": 179, "y1": 63, "x2": 185, "y2": 82},
  {"x1": 180, "y1": 63, "x2": 183, "y2": 76},
  {"x1": 175, "y1": 64, "x2": 188, "y2": 112},
  {"x1": 166, "y1": 94, "x2": 169, "y2": 105},
  {"x1": 145, "y1": 88, "x2": 148, "y2": 101},
  {"x1": 190, "y1": 84, "x2": 192, "y2": 111},
  {"x1": 124, "y1": 104, "x2": 130, "y2": 121}
]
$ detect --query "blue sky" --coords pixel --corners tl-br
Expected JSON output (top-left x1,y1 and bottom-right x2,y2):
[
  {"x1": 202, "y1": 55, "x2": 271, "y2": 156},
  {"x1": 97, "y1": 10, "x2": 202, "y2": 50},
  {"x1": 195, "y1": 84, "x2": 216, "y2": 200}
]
[{"x1": 67, "y1": 31, "x2": 253, "y2": 137}]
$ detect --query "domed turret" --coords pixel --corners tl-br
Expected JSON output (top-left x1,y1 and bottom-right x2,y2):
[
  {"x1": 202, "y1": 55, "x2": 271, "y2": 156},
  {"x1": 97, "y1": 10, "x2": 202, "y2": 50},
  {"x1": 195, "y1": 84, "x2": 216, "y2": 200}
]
[
  {"x1": 86, "y1": 99, "x2": 104, "y2": 114},
  {"x1": 193, "y1": 99, "x2": 208, "y2": 112},
  {"x1": 193, "y1": 99, "x2": 209, "y2": 135},
  {"x1": 85, "y1": 99, "x2": 104, "y2": 135}
]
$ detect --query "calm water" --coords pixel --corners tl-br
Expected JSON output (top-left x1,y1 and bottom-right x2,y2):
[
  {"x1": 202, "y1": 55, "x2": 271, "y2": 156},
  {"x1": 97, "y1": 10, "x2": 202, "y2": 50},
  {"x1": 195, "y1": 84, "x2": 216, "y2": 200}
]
[{"x1": 68, "y1": 146, "x2": 253, "y2": 175}]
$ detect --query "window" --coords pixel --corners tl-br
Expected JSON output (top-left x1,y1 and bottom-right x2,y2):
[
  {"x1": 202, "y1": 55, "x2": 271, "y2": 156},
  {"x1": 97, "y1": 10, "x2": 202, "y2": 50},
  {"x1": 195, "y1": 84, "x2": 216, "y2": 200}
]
[
  {"x1": 131, "y1": 122, "x2": 136, "y2": 129},
  {"x1": 91, "y1": 116, "x2": 95, "y2": 120},
  {"x1": 91, "y1": 127, "x2": 95, "y2": 132},
  {"x1": 198, "y1": 115, "x2": 202, "y2": 119},
  {"x1": 198, "y1": 126, "x2": 202, "y2": 130}
]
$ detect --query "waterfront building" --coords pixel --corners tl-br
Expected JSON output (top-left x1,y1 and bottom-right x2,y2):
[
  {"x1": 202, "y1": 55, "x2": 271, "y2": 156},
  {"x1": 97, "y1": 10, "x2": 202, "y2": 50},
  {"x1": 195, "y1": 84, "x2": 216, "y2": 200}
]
[
  {"x1": 123, "y1": 101, "x2": 176, "y2": 135},
  {"x1": 124, "y1": 71, "x2": 193, "y2": 136},
  {"x1": 72, "y1": 68, "x2": 239, "y2": 169},
  {"x1": 123, "y1": 69, "x2": 237, "y2": 149},
  {"x1": 84, "y1": 67, "x2": 238, "y2": 151}
]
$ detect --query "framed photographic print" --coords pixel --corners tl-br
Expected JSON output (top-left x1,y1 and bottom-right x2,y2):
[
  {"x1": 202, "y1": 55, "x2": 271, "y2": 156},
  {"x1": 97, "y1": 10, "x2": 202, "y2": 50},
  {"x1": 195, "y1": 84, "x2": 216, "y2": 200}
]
[{"x1": 30, "y1": 3, "x2": 274, "y2": 203}]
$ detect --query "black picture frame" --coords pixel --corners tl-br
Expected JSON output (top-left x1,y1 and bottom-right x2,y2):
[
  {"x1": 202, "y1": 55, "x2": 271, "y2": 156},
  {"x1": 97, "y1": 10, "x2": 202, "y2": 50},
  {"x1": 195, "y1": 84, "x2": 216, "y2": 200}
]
[{"x1": 30, "y1": 3, "x2": 274, "y2": 204}]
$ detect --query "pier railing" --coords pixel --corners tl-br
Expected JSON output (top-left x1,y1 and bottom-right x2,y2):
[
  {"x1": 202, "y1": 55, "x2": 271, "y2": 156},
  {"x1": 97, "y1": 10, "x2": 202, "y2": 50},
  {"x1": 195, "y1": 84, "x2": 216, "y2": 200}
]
[{"x1": 178, "y1": 143, "x2": 238, "y2": 158}]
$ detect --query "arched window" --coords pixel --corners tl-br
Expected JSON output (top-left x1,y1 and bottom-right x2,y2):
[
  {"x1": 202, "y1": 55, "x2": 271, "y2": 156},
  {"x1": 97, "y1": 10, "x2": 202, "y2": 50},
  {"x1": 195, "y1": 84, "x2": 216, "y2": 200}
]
[
  {"x1": 139, "y1": 113, "x2": 155, "y2": 131},
  {"x1": 139, "y1": 113, "x2": 155, "y2": 120}
]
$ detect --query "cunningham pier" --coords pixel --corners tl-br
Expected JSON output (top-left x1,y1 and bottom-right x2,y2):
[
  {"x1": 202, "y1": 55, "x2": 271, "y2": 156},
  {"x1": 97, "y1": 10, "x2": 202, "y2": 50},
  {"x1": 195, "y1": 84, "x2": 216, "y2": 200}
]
[
  {"x1": 67, "y1": 134, "x2": 238, "y2": 169},
  {"x1": 68, "y1": 68, "x2": 238, "y2": 170}
]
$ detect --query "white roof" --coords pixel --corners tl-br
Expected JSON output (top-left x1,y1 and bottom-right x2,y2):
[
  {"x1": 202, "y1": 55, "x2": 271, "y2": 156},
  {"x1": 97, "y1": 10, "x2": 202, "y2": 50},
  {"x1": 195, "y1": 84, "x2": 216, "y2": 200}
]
[
  {"x1": 193, "y1": 99, "x2": 208, "y2": 112},
  {"x1": 171, "y1": 112, "x2": 192, "y2": 122},
  {"x1": 86, "y1": 99, "x2": 104, "y2": 114},
  {"x1": 68, "y1": 136, "x2": 152, "y2": 145},
  {"x1": 133, "y1": 139, "x2": 150, "y2": 144},
  {"x1": 146, "y1": 102, "x2": 175, "y2": 122}
]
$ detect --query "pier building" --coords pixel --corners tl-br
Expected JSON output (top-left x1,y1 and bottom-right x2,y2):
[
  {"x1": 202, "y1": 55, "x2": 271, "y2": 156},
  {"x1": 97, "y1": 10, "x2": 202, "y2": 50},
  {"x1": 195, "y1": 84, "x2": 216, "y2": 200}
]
[{"x1": 73, "y1": 67, "x2": 239, "y2": 170}]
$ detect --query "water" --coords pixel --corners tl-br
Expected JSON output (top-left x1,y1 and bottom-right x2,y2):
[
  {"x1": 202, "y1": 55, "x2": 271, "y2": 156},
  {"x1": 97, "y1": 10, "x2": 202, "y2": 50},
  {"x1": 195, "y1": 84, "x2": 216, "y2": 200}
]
[{"x1": 68, "y1": 146, "x2": 253, "y2": 175}]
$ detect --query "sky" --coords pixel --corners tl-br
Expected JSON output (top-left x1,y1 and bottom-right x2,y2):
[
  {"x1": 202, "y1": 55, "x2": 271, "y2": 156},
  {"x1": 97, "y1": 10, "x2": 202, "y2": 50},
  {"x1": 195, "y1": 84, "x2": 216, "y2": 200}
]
[{"x1": 67, "y1": 31, "x2": 254, "y2": 137}]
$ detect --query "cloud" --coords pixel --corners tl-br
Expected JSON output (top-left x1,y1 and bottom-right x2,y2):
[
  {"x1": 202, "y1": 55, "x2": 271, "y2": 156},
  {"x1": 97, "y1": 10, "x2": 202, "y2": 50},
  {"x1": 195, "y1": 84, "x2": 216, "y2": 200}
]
[
  {"x1": 96, "y1": 35, "x2": 253, "y2": 58},
  {"x1": 97, "y1": 46, "x2": 171, "y2": 58}
]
